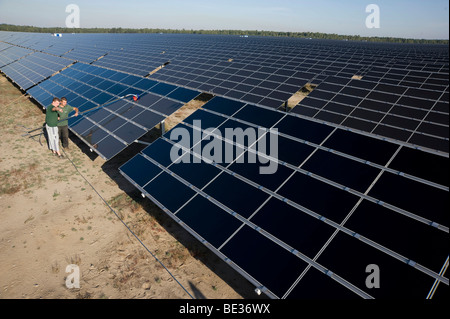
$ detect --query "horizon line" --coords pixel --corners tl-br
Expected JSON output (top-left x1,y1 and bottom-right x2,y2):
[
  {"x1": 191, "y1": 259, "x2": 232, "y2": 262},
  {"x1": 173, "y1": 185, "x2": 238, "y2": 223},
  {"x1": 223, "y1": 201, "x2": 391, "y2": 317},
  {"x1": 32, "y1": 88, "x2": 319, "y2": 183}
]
[{"x1": 0, "y1": 24, "x2": 449, "y2": 42}]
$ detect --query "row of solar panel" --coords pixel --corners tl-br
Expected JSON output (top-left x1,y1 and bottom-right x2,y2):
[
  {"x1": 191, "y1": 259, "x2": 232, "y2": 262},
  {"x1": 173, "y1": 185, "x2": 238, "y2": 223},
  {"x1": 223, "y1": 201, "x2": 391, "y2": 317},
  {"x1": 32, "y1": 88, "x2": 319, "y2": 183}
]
[
  {"x1": 0, "y1": 39, "x2": 199, "y2": 161},
  {"x1": 28, "y1": 61, "x2": 199, "y2": 106},
  {"x1": 0, "y1": 42, "x2": 12, "y2": 52},
  {"x1": 93, "y1": 43, "x2": 448, "y2": 76},
  {"x1": 297, "y1": 79, "x2": 448, "y2": 115},
  {"x1": 2, "y1": 34, "x2": 447, "y2": 106},
  {"x1": 150, "y1": 65, "x2": 311, "y2": 109},
  {"x1": 1, "y1": 36, "x2": 447, "y2": 161},
  {"x1": 1, "y1": 51, "x2": 74, "y2": 90},
  {"x1": 152, "y1": 53, "x2": 448, "y2": 80},
  {"x1": 3, "y1": 34, "x2": 442, "y2": 105},
  {"x1": 64, "y1": 48, "x2": 108, "y2": 64},
  {"x1": 151, "y1": 64, "x2": 448, "y2": 99},
  {"x1": 93, "y1": 51, "x2": 172, "y2": 76},
  {"x1": 25, "y1": 62, "x2": 200, "y2": 159},
  {"x1": 1, "y1": 37, "x2": 447, "y2": 157},
  {"x1": 90, "y1": 40, "x2": 447, "y2": 67},
  {"x1": 92, "y1": 50, "x2": 325, "y2": 108},
  {"x1": 2, "y1": 31, "x2": 447, "y2": 58},
  {"x1": 0, "y1": 45, "x2": 32, "y2": 68},
  {"x1": 293, "y1": 75, "x2": 449, "y2": 153},
  {"x1": 120, "y1": 96, "x2": 448, "y2": 299}
]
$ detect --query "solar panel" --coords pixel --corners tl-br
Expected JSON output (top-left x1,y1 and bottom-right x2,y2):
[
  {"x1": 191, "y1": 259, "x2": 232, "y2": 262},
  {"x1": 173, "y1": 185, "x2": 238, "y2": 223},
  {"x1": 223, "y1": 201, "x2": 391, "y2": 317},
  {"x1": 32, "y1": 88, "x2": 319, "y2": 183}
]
[
  {"x1": 1, "y1": 32, "x2": 448, "y2": 299},
  {"x1": 120, "y1": 96, "x2": 449, "y2": 299}
]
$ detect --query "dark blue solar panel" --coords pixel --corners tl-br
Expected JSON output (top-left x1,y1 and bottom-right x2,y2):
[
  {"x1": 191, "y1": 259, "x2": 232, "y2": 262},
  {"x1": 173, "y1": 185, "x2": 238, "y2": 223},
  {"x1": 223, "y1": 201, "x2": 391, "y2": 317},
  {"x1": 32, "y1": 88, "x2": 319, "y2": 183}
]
[
  {"x1": 276, "y1": 135, "x2": 316, "y2": 166},
  {"x1": 233, "y1": 104, "x2": 284, "y2": 128},
  {"x1": 316, "y1": 232, "x2": 436, "y2": 299},
  {"x1": 167, "y1": 87, "x2": 199, "y2": 103},
  {"x1": 202, "y1": 96, "x2": 245, "y2": 116},
  {"x1": 278, "y1": 172, "x2": 360, "y2": 223},
  {"x1": 286, "y1": 267, "x2": 360, "y2": 299},
  {"x1": 175, "y1": 195, "x2": 243, "y2": 248},
  {"x1": 169, "y1": 158, "x2": 222, "y2": 189},
  {"x1": 120, "y1": 154, "x2": 162, "y2": 188},
  {"x1": 203, "y1": 173, "x2": 270, "y2": 218},
  {"x1": 251, "y1": 198, "x2": 335, "y2": 258},
  {"x1": 135, "y1": 93, "x2": 161, "y2": 108},
  {"x1": 150, "y1": 99, "x2": 182, "y2": 115},
  {"x1": 143, "y1": 172, "x2": 196, "y2": 212},
  {"x1": 182, "y1": 109, "x2": 227, "y2": 129},
  {"x1": 276, "y1": 115, "x2": 334, "y2": 144},
  {"x1": 95, "y1": 135, "x2": 127, "y2": 159},
  {"x1": 80, "y1": 126, "x2": 109, "y2": 145},
  {"x1": 141, "y1": 138, "x2": 179, "y2": 167},
  {"x1": 131, "y1": 110, "x2": 164, "y2": 129},
  {"x1": 133, "y1": 78, "x2": 158, "y2": 91},
  {"x1": 345, "y1": 200, "x2": 448, "y2": 273},
  {"x1": 220, "y1": 225, "x2": 308, "y2": 298},
  {"x1": 113, "y1": 122, "x2": 147, "y2": 144},
  {"x1": 389, "y1": 147, "x2": 449, "y2": 187},
  {"x1": 227, "y1": 158, "x2": 294, "y2": 192},
  {"x1": 369, "y1": 172, "x2": 449, "y2": 227},
  {"x1": 302, "y1": 149, "x2": 381, "y2": 192},
  {"x1": 149, "y1": 82, "x2": 177, "y2": 96}
]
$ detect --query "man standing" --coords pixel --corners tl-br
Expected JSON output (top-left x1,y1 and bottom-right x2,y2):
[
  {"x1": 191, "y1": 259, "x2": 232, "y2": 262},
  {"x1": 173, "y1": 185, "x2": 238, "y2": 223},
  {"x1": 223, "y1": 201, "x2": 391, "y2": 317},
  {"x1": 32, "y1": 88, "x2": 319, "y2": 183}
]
[
  {"x1": 57, "y1": 97, "x2": 79, "y2": 149},
  {"x1": 46, "y1": 97, "x2": 63, "y2": 158}
]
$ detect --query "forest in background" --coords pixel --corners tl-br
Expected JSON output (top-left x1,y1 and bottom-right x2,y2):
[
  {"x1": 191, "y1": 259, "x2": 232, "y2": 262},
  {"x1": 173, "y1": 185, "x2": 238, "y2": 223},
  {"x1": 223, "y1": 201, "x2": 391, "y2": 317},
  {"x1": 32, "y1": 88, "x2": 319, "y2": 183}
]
[{"x1": 0, "y1": 24, "x2": 448, "y2": 45}]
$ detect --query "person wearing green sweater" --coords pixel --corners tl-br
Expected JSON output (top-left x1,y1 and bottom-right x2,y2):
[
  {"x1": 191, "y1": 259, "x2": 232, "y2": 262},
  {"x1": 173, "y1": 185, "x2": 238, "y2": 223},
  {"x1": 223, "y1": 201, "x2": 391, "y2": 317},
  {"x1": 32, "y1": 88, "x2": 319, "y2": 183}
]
[
  {"x1": 45, "y1": 97, "x2": 63, "y2": 158},
  {"x1": 57, "y1": 97, "x2": 79, "y2": 149}
]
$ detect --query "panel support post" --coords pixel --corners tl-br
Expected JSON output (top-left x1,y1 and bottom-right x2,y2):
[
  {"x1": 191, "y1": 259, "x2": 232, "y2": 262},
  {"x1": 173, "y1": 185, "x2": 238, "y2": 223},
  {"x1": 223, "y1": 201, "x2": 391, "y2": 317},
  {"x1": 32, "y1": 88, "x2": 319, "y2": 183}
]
[{"x1": 160, "y1": 120, "x2": 165, "y2": 135}]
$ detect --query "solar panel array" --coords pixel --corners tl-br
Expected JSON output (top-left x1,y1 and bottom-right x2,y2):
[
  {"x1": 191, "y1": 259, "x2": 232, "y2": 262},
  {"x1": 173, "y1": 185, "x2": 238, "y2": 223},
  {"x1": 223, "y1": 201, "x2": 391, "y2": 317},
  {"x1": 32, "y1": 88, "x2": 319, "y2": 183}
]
[
  {"x1": 1, "y1": 33, "x2": 448, "y2": 155},
  {"x1": 1, "y1": 51, "x2": 74, "y2": 90},
  {"x1": 0, "y1": 32, "x2": 202, "y2": 160},
  {"x1": 120, "y1": 96, "x2": 448, "y2": 299},
  {"x1": 293, "y1": 73, "x2": 449, "y2": 153},
  {"x1": 26, "y1": 62, "x2": 200, "y2": 159},
  {"x1": 1, "y1": 31, "x2": 448, "y2": 299},
  {"x1": 0, "y1": 45, "x2": 33, "y2": 68}
]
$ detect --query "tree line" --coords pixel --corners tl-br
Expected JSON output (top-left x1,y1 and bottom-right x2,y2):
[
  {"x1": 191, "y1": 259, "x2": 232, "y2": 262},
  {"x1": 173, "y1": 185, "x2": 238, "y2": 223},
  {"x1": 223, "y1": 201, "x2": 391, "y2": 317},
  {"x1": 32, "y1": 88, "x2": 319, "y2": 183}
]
[{"x1": 0, "y1": 24, "x2": 448, "y2": 45}]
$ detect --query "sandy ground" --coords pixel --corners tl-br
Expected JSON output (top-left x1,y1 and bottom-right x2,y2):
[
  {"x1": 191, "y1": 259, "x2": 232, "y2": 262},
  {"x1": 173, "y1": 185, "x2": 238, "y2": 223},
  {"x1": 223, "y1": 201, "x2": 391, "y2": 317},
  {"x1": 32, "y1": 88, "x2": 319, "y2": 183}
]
[{"x1": 0, "y1": 74, "x2": 265, "y2": 300}]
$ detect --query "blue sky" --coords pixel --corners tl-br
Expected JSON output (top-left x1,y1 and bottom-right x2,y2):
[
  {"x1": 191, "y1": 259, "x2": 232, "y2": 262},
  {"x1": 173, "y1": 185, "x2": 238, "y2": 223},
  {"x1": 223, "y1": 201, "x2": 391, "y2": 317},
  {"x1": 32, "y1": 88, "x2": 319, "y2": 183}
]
[{"x1": 0, "y1": 0, "x2": 448, "y2": 39}]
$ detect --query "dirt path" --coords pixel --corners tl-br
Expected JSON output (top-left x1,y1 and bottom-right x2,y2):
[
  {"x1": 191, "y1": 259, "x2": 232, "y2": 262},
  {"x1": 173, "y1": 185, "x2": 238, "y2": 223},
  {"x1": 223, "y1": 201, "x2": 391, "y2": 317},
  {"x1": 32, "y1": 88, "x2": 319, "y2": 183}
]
[{"x1": 0, "y1": 74, "x2": 263, "y2": 299}]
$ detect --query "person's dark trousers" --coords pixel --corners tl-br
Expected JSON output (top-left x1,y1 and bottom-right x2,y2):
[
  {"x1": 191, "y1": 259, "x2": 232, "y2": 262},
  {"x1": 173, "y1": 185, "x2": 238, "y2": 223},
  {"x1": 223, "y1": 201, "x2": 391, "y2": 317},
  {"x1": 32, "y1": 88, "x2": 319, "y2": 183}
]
[{"x1": 58, "y1": 125, "x2": 70, "y2": 148}]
